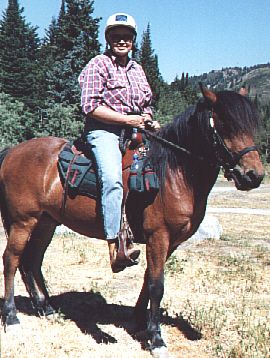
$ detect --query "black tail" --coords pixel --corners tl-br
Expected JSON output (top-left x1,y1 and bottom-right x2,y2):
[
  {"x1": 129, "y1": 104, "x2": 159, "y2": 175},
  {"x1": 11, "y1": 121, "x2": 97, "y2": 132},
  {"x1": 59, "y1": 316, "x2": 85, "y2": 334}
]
[{"x1": 0, "y1": 147, "x2": 11, "y2": 237}]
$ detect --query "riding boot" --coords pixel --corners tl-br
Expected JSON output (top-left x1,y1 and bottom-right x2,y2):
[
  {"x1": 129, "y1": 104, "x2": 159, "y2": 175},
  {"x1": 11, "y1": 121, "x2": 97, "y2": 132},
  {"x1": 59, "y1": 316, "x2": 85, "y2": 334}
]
[{"x1": 108, "y1": 238, "x2": 140, "y2": 273}]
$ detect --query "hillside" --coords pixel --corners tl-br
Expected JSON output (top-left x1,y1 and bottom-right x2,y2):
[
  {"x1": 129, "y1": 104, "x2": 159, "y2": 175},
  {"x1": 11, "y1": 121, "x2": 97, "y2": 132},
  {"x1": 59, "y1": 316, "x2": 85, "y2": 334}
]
[{"x1": 189, "y1": 63, "x2": 270, "y2": 105}]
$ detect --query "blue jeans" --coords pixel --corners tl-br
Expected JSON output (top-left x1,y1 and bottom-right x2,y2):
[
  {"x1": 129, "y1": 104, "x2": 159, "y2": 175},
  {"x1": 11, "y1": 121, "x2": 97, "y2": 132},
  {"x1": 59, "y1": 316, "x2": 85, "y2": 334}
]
[{"x1": 86, "y1": 130, "x2": 123, "y2": 240}]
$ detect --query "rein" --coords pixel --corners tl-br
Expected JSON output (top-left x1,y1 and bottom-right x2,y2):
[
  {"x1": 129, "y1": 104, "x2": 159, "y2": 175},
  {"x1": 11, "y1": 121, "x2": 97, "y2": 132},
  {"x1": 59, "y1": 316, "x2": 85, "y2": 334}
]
[{"x1": 141, "y1": 128, "x2": 208, "y2": 163}]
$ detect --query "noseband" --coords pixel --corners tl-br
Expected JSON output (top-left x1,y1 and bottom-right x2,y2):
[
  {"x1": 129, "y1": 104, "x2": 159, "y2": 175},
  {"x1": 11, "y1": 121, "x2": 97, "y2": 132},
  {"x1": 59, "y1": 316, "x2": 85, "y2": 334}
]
[{"x1": 209, "y1": 114, "x2": 258, "y2": 175}]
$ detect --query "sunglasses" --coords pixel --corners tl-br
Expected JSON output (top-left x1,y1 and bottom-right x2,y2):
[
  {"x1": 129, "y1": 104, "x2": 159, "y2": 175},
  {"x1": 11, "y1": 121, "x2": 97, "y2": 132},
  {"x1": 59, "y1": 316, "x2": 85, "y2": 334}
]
[{"x1": 109, "y1": 34, "x2": 134, "y2": 43}]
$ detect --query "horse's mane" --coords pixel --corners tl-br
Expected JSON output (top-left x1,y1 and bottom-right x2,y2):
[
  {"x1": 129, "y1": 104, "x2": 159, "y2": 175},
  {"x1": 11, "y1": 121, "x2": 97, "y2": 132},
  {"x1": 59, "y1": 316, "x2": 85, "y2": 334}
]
[
  {"x1": 213, "y1": 91, "x2": 260, "y2": 137},
  {"x1": 148, "y1": 91, "x2": 261, "y2": 188}
]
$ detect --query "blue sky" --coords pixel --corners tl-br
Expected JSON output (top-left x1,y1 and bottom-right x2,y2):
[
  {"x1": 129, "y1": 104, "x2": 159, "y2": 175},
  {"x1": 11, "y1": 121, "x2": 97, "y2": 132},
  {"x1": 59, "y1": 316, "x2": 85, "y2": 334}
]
[{"x1": 0, "y1": 0, "x2": 269, "y2": 82}]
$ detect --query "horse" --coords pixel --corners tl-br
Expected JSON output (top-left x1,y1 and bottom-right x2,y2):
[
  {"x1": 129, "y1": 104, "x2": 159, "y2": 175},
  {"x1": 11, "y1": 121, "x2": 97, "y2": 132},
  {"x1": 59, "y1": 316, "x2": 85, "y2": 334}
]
[{"x1": 0, "y1": 86, "x2": 264, "y2": 357}]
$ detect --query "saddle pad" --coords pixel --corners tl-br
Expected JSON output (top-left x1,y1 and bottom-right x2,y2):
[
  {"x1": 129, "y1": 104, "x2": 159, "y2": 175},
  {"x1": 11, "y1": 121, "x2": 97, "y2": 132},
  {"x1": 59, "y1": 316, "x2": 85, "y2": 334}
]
[
  {"x1": 58, "y1": 143, "x2": 98, "y2": 198},
  {"x1": 58, "y1": 142, "x2": 159, "y2": 199}
]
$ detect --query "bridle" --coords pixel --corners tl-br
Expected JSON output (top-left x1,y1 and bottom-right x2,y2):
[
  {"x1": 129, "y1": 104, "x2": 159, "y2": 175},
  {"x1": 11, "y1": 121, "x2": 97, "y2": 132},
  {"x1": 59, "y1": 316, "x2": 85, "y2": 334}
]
[
  {"x1": 142, "y1": 110, "x2": 258, "y2": 176},
  {"x1": 208, "y1": 113, "x2": 258, "y2": 178}
]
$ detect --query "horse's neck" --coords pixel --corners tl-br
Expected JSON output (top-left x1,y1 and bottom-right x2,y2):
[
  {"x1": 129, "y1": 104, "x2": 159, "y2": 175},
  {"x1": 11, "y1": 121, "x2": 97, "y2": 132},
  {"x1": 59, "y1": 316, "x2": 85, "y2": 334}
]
[{"x1": 165, "y1": 159, "x2": 219, "y2": 201}]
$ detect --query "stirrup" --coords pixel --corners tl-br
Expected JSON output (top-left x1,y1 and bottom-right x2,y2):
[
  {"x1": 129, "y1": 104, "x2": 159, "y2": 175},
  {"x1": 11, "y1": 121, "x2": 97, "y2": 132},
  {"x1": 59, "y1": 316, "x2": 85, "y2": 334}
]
[
  {"x1": 110, "y1": 228, "x2": 140, "y2": 273},
  {"x1": 110, "y1": 212, "x2": 140, "y2": 273},
  {"x1": 111, "y1": 247, "x2": 140, "y2": 273}
]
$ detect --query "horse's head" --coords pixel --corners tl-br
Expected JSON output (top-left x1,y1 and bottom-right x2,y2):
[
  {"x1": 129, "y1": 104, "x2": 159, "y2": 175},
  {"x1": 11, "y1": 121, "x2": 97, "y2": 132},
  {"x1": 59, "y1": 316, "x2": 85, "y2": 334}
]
[{"x1": 200, "y1": 84, "x2": 265, "y2": 190}]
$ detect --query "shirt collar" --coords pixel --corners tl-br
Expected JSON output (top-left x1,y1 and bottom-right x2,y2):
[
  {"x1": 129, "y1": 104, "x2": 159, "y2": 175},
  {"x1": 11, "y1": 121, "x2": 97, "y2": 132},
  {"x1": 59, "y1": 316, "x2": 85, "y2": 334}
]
[{"x1": 105, "y1": 50, "x2": 135, "y2": 70}]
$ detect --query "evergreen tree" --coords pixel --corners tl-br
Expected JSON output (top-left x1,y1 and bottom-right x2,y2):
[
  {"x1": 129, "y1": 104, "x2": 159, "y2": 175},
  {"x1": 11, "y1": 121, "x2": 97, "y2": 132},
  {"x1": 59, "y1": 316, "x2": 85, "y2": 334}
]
[
  {"x1": 35, "y1": 103, "x2": 83, "y2": 139},
  {"x1": 155, "y1": 83, "x2": 191, "y2": 125},
  {"x1": 0, "y1": 0, "x2": 40, "y2": 108},
  {"x1": 57, "y1": 0, "x2": 101, "y2": 62},
  {"x1": 46, "y1": 32, "x2": 90, "y2": 106},
  {"x1": 43, "y1": 0, "x2": 101, "y2": 106},
  {"x1": 0, "y1": 92, "x2": 35, "y2": 147},
  {"x1": 138, "y1": 23, "x2": 163, "y2": 106},
  {"x1": 171, "y1": 72, "x2": 189, "y2": 91},
  {"x1": 37, "y1": 1, "x2": 67, "y2": 102},
  {"x1": 170, "y1": 72, "x2": 198, "y2": 108}
]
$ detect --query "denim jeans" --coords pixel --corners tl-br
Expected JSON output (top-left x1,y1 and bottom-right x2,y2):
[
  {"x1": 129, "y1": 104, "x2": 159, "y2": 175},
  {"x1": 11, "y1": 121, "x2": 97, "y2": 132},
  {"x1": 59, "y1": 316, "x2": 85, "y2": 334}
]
[{"x1": 86, "y1": 130, "x2": 123, "y2": 240}]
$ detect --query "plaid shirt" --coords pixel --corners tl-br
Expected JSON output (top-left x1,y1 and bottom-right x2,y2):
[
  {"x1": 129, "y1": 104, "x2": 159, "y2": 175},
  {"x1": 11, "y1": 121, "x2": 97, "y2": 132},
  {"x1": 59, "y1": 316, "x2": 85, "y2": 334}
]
[{"x1": 78, "y1": 53, "x2": 153, "y2": 117}]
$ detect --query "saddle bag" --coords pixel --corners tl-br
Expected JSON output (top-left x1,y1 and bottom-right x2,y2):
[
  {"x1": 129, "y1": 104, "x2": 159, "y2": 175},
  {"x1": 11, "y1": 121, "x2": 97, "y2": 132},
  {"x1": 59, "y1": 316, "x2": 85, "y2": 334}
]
[
  {"x1": 129, "y1": 157, "x2": 159, "y2": 194},
  {"x1": 58, "y1": 143, "x2": 98, "y2": 198}
]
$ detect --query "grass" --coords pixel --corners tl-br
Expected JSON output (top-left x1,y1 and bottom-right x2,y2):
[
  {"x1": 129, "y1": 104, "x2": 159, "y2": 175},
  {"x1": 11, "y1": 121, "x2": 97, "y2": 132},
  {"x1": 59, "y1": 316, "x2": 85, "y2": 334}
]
[
  {"x1": 1, "y1": 179, "x2": 270, "y2": 357},
  {"x1": 163, "y1": 208, "x2": 270, "y2": 357}
]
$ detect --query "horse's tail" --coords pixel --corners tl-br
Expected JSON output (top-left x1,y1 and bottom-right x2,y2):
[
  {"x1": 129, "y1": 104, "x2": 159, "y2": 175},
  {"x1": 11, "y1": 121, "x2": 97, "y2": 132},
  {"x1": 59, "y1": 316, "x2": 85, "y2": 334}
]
[{"x1": 0, "y1": 147, "x2": 11, "y2": 237}]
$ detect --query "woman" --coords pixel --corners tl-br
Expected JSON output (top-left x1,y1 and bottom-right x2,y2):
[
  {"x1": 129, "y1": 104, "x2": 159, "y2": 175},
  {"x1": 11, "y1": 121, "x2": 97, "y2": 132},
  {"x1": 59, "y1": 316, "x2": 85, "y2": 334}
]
[{"x1": 79, "y1": 13, "x2": 160, "y2": 273}]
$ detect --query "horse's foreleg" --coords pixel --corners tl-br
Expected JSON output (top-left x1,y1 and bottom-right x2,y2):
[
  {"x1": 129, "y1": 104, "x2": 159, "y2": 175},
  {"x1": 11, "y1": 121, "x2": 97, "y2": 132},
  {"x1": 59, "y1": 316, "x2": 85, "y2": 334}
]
[
  {"x1": 2, "y1": 221, "x2": 37, "y2": 327},
  {"x1": 134, "y1": 268, "x2": 149, "y2": 332},
  {"x1": 146, "y1": 235, "x2": 170, "y2": 355},
  {"x1": 19, "y1": 213, "x2": 56, "y2": 317}
]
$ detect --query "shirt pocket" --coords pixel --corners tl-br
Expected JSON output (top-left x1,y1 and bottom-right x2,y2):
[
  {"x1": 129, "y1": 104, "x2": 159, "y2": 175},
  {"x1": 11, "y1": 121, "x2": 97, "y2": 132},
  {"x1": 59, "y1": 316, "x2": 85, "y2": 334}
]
[
  {"x1": 106, "y1": 79, "x2": 126, "y2": 90},
  {"x1": 134, "y1": 83, "x2": 151, "y2": 104},
  {"x1": 106, "y1": 79, "x2": 127, "y2": 102}
]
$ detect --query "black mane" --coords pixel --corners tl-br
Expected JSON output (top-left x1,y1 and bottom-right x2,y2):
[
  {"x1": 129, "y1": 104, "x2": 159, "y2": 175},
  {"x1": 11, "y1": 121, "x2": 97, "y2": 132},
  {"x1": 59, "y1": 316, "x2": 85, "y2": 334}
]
[
  {"x1": 212, "y1": 91, "x2": 260, "y2": 137},
  {"x1": 148, "y1": 91, "x2": 261, "y2": 188}
]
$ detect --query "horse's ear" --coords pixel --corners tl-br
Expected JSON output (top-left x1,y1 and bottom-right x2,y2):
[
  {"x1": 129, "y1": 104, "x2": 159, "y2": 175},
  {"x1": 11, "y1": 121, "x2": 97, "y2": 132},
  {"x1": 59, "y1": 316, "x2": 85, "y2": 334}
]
[{"x1": 199, "y1": 82, "x2": 217, "y2": 104}]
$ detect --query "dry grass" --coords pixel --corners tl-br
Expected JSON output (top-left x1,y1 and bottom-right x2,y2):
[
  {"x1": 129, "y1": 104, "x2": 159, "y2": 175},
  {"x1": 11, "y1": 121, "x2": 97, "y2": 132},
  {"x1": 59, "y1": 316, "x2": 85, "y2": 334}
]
[
  {"x1": 1, "y1": 180, "x2": 270, "y2": 358},
  {"x1": 164, "y1": 213, "x2": 270, "y2": 357}
]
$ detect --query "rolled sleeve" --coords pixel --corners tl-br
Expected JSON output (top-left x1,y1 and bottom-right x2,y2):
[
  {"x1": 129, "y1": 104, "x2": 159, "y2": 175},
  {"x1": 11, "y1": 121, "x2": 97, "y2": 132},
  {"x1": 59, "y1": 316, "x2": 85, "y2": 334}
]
[
  {"x1": 143, "y1": 106, "x2": 153, "y2": 117},
  {"x1": 79, "y1": 60, "x2": 105, "y2": 114}
]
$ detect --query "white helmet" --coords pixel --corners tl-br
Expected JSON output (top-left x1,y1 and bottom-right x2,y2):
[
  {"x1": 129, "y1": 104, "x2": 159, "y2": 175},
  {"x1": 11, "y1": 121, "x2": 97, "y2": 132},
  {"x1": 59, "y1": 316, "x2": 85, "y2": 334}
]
[{"x1": 105, "y1": 13, "x2": 137, "y2": 36}]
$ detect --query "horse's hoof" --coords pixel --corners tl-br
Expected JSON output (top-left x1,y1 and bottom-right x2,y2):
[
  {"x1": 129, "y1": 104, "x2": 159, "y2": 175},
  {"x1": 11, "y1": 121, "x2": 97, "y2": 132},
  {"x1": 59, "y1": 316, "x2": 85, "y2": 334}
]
[
  {"x1": 2, "y1": 314, "x2": 20, "y2": 328},
  {"x1": 151, "y1": 346, "x2": 169, "y2": 358},
  {"x1": 43, "y1": 312, "x2": 54, "y2": 320},
  {"x1": 37, "y1": 304, "x2": 55, "y2": 317},
  {"x1": 2, "y1": 316, "x2": 21, "y2": 334}
]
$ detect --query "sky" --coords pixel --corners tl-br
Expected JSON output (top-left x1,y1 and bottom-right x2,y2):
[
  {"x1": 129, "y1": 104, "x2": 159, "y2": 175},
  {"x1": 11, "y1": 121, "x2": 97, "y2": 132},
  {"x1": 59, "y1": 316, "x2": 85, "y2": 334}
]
[{"x1": 0, "y1": 0, "x2": 270, "y2": 83}]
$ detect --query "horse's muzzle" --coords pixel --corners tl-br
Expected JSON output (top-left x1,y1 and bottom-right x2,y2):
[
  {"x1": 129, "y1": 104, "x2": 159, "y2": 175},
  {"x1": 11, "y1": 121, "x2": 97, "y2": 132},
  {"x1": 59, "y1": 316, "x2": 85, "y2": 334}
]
[{"x1": 225, "y1": 165, "x2": 265, "y2": 191}]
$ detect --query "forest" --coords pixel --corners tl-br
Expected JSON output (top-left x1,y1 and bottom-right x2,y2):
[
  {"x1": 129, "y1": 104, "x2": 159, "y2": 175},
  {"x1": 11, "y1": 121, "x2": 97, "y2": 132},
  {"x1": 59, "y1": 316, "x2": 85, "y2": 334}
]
[{"x1": 0, "y1": 0, "x2": 269, "y2": 160}]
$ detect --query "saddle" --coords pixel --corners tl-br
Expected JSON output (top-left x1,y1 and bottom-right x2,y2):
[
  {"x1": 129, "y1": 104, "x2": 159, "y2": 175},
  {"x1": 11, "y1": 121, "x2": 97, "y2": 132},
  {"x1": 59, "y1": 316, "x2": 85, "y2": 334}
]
[{"x1": 57, "y1": 133, "x2": 159, "y2": 200}]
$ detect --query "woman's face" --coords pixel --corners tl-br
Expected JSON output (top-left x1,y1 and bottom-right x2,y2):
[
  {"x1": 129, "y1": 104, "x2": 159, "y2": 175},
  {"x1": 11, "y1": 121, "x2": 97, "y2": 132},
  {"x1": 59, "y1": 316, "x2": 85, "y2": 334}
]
[{"x1": 107, "y1": 26, "x2": 135, "y2": 58}]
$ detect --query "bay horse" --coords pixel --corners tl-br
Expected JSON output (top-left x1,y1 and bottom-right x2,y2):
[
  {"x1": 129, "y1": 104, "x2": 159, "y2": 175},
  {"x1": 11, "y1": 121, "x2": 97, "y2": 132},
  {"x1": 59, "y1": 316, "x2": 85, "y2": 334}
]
[{"x1": 0, "y1": 87, "x2": 264, "y2": 357}]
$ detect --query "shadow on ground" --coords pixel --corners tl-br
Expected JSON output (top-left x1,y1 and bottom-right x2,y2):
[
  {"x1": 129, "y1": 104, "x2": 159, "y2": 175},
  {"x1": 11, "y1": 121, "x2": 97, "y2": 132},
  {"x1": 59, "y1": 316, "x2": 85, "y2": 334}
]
[{"x1": 1, "y1": 291, "x2": 202, "y2": 344}]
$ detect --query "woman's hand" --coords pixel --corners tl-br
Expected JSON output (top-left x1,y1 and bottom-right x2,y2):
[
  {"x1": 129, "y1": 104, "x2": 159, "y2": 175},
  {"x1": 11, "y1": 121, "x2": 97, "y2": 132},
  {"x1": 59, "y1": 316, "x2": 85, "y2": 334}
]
[
  {"x1": 142, "y1": 113, "x2": 160, "y2": 131},
  {"x1": 126, "y1": 115, "x2": 145, "y2": 129}
]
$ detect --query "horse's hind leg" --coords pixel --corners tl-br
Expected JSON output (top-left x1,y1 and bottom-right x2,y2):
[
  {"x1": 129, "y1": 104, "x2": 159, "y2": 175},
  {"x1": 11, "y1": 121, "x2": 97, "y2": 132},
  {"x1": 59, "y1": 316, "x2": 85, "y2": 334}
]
[
  {"x1": 2, "y1": 219, "x2": 38, "y2": 327},
  {"x1": 19, "y1": 213, "x2": 57, "y2": 317}
]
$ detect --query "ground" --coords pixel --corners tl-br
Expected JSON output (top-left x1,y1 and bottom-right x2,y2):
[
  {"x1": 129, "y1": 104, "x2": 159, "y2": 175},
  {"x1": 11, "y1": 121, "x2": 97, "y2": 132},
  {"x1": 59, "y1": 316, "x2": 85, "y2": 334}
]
[{"x1": 0, "y1": 180, "x2": 269, "y2": 358}]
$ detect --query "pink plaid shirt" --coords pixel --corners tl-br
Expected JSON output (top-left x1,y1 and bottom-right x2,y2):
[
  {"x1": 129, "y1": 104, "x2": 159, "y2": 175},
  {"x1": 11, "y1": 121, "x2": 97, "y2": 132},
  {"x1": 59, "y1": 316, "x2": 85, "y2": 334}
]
[{"x1": 78, "y1": 53, "x2": 153, "y2": 117}]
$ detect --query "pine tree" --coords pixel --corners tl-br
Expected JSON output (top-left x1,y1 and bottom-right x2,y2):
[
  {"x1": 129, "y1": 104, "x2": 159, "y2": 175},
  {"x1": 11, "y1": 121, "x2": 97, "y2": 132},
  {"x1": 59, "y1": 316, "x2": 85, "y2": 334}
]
[
  {"x1": 46, "y1": 33, "x2": 89, "y2": 105},
  {"x1": 57, "y1": 0, "x2": 101, "y2": 63},
  {"x1": 138, "y1": 23, "x2": 163, "y2": 106},
  {"x1": 43, "y1": 0, "x2": 101, "y2": 106},
  {"x1": 170, "y1": 73, "x2": 198, "y2": 107},
  {"x1": 37, "y1": 1, "x2": 67, "y2": 103},
  {"x1": 0, "y1": 0, "x2": 40, "y2": 108}
]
